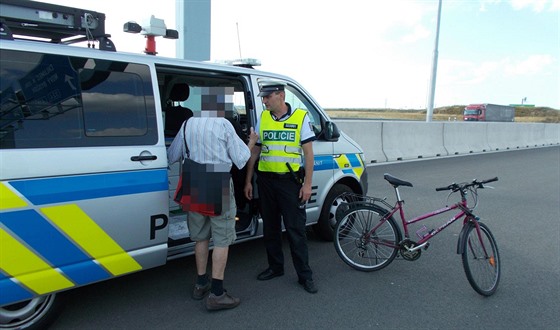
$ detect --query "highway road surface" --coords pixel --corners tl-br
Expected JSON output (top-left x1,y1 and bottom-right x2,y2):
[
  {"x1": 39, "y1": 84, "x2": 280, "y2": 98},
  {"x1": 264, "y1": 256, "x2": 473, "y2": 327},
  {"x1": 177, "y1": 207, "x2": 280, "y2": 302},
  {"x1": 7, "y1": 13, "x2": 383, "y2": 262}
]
[{"x1": 51, "y1": 146, "x2": 559, "y2": 329}]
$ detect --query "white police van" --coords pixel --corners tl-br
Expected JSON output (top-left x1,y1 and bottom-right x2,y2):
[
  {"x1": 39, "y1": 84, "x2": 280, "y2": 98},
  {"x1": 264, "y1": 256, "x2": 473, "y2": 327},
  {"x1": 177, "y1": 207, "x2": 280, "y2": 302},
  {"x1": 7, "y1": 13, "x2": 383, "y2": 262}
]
[{"x1": 0, "y1": 1, "x2": 367, "y2": 328}]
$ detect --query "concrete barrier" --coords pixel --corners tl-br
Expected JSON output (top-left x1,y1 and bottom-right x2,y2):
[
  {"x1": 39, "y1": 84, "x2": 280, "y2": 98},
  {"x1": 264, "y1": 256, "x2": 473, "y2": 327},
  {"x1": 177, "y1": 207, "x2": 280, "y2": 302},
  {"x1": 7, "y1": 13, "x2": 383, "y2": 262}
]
[
  {"x1": 382, "y1": 122, "x2": 447, "y2": 161},
  {"x1": 544, "y1": 124, "x2": 560, "y2": 145},
  {"x1": 443, "y1": 122, "x2": 489, "y2": 154},
  {"x1": 335, "y1": 120, "x2": 559, "y2": 163},
  {"x1": 336, "y1": 120, "x2": 386, "y2": 163},
  {"x1": 525, "y1": 123, "x2": 549, "y2": 148},
  {"x1": 493, "y1": 123, "x2": 551, "y2": 149},
  {"x1": 487, "y1": 122, "x2": 524, "y2": 150}
]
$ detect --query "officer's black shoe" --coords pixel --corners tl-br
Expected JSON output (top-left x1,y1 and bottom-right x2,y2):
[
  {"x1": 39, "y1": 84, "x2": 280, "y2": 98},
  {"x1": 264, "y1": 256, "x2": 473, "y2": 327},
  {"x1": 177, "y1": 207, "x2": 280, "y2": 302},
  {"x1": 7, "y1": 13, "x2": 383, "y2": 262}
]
[
  {"x1": 299, "y1": 279, "x2": 318, "y2": 294},
  {"x1": 257, "y1": 268, "x2": 284, "y2": 281}
]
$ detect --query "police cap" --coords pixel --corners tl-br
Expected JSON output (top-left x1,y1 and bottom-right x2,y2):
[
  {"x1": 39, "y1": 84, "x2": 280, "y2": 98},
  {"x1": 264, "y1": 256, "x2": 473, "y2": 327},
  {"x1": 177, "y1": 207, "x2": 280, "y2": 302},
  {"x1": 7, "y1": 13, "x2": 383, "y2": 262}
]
[{"x1": 258, "y1": 81, "x2": 286, "y2": 97}]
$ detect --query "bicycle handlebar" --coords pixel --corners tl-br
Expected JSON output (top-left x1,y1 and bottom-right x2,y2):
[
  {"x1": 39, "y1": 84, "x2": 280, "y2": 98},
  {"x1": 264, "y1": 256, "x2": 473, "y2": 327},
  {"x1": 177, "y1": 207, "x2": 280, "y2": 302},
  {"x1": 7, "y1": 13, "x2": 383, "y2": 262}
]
[
  {"x1": 435, "y1": 177, "x2": 498, "y2": 192},
  {"x1": 481, "y1": 177, "x2": 499, "y2": 184}
]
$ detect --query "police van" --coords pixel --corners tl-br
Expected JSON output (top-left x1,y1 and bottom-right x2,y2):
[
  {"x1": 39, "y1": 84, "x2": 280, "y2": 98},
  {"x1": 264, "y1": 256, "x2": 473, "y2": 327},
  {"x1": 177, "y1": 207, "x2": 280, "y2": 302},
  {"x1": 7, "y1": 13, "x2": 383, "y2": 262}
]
[{"x1": 0, "y1": 1, "x2": 367, "y2": 328}]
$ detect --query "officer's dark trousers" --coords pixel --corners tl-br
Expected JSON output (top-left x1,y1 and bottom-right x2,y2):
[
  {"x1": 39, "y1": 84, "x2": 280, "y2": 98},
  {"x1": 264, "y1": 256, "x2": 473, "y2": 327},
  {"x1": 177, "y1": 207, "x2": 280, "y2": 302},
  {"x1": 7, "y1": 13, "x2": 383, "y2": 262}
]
[{"x1": 257, "y1": 174, "x2": 313, "y2": 281}]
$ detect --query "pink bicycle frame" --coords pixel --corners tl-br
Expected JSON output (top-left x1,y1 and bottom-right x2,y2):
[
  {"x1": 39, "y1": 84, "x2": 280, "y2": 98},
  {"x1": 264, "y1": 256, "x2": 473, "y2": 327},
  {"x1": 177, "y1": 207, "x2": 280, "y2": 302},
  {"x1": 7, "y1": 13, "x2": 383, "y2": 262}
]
[{"x1": 377, "y1": 199, "x2": 472, "y2": 247}]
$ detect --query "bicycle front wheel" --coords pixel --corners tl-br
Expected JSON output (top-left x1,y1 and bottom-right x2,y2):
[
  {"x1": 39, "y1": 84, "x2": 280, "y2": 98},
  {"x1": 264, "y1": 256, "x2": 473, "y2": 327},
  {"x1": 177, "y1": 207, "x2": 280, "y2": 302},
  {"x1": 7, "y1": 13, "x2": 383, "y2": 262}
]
[
  {"x1": 461, "y1": 222, "x2": 501, "y2": 296},
  {"x1": 334, "y1": 204, "x2": 400, "y2": 272}
]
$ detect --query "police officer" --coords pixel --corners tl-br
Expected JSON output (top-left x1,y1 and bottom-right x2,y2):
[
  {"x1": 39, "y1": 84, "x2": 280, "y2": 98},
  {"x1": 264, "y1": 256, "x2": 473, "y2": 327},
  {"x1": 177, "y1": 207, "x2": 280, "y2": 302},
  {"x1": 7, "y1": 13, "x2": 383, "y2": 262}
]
[{"x1": 244, "y1": 81, "x2": 317, "y2": 294}]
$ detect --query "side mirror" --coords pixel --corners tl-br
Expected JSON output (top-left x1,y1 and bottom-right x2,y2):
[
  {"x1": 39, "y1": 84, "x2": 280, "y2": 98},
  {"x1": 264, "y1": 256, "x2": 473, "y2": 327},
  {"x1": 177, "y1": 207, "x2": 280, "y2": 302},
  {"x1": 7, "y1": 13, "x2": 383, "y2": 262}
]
[{"x1": 324, "y1": 121, "x2": 340, "y2": 142}]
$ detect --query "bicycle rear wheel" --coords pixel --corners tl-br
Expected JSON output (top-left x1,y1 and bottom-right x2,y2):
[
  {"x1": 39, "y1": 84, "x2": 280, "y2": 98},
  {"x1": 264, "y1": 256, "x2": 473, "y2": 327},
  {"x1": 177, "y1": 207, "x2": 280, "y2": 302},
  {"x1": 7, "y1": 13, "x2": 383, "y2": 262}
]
[
  {"x1": 334, "y1": 204, "x2": 400, "y2": 272},
  {"x1": 461, "y1": 222, "x2": 501, "y2": 296}
]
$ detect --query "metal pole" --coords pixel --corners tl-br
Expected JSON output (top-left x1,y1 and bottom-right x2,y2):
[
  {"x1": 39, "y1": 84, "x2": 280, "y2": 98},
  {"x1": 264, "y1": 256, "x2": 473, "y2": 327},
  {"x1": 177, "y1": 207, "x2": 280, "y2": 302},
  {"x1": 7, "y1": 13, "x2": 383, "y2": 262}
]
[
  {"x1": 426, "y1": 0, "x2": 442, "y2": 122},
  {"x1": 176, "y1": 0, "x2": 211, "y2": 61}
]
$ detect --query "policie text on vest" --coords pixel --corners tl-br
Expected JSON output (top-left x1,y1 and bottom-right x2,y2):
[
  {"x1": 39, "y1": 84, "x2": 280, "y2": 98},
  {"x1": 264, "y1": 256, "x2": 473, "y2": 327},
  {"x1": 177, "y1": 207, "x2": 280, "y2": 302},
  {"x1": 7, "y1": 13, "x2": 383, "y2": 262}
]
[{"x1": 263, "y1": 130, "x2": 296, "y2": 142}]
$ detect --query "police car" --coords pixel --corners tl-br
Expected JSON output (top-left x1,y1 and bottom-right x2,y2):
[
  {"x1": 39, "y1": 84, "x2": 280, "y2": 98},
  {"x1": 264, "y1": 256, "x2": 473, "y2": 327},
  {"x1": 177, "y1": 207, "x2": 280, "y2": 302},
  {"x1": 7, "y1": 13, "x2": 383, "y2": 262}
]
[{"x1": 0, "y1": 1, "x2": 367, "y2": 328}]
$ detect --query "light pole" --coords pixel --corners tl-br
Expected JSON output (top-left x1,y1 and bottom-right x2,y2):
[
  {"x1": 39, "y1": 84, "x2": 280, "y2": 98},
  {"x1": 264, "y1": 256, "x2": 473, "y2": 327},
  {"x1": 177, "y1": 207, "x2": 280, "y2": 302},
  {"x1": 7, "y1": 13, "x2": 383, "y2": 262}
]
[{"x1": 426, "y1": 0, "x2": 442, "y2": 122}]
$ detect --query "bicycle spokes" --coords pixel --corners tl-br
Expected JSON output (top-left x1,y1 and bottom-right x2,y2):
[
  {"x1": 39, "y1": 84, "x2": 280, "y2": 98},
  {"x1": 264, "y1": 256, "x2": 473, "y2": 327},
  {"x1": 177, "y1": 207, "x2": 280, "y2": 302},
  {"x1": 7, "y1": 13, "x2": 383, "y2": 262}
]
[
  {"x1": 462, "y1": 223, "x2": 500, "y2": 296},
  {"x1": 334, "y1": 205, "x2": 400, "y2": 272}
]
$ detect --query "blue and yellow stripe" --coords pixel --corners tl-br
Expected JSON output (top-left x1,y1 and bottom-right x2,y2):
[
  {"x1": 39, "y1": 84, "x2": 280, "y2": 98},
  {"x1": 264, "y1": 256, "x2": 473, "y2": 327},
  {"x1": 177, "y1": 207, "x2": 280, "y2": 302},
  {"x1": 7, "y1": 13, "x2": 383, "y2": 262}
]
[
  {"x1": 7, "y1": 170, "x2": 167, "y2": 206},
  {"x1": 314, "y1": 153, "x2": 364, "y2": 178},
  {"x1": 0, "y1": 169, "x2": 167, "y2": 306}
]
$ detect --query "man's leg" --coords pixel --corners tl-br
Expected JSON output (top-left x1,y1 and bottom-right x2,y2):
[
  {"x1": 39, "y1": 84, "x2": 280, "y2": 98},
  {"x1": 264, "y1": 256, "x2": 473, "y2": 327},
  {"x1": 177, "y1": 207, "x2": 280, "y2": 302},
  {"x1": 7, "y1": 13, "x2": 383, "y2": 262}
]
[
  {"x1": 188, "y1": 212, "x2": 212, "y2": 299},
  {"x1": 206, "y1": 244, "x2": 239, "y2": 311},
  {"x1": 209, "y1": 187, "x2": 236, "y2": 296},
  {"x1": 194, "y1": 240, "x2": 210, "y2": 275},
  {"x1": 280, "y1": 180, "x2": 313, "y2": 281},
  {"x1": 208, "y1": 246, "x2": 228, "y2": 296},
  {"x1": 211, "y1": 246, "x2": 229, "y2": 280},
  {"x1": 257, "y1": 176, "x2": 284, "y2": 272},
  {"x1": 205, "y1": 191, "x2": 240, "y2": 311}
]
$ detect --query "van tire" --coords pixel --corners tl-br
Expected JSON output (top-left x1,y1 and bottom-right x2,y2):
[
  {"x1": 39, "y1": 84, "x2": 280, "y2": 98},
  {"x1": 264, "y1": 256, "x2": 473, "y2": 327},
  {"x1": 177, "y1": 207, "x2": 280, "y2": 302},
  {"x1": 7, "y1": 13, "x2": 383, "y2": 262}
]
[
  {"x1": 314, "y1": 184, "x2": 353, "y2": 241},
  {"x1": 0, "y1": 293, "x2": 65, "y2": 330}
]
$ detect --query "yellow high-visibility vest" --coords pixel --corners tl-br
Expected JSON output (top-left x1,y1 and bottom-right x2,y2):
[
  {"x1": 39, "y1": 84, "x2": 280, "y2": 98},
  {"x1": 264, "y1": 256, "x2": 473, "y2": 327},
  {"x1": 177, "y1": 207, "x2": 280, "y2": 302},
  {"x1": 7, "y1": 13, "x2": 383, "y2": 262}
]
[{"x1": 258, "y1": 109, "x2": 306, "y2": 173}]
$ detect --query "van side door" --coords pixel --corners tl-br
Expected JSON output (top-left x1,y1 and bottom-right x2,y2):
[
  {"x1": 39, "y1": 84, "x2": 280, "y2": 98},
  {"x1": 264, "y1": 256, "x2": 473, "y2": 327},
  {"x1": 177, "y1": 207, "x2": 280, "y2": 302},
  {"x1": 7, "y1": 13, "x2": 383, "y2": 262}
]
[{"x1": 0, "y1": 49, "x2": 169, "y2": 307}]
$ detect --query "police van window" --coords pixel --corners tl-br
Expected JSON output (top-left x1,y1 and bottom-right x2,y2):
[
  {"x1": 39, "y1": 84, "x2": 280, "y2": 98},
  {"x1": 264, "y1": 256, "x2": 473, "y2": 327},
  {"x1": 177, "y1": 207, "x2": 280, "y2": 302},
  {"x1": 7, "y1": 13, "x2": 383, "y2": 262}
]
[
  {"x1": 81, "y1": 69, "x2": 147, "y2": 137},
  {"x1": 157, "y1": 72, "x2": 248, "y2": 140},
  {"x1": 233, "y1": 90, "x2": 249, "y2": 134},
  {"x1": 0, "y1": 50, "x2": 157, "y2": 149},
  {"x1": 284, "y1": 85, "x2": 322, "y2": 136}
]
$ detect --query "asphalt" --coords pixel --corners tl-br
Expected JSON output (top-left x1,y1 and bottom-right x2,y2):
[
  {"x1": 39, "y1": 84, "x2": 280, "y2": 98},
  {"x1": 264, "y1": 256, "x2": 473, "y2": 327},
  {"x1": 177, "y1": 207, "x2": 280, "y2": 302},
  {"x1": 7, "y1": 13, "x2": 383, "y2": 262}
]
[{"x1": 52, "y1": 146, "x2": 560, "y2": 329}]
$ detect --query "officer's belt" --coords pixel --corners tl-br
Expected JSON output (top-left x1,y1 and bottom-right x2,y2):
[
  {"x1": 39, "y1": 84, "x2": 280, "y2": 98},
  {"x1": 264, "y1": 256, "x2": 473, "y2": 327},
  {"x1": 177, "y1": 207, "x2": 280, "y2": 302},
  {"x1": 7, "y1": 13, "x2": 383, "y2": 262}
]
[{"x1": 257, "y1": 171, "x2": 292, "y2": 180}]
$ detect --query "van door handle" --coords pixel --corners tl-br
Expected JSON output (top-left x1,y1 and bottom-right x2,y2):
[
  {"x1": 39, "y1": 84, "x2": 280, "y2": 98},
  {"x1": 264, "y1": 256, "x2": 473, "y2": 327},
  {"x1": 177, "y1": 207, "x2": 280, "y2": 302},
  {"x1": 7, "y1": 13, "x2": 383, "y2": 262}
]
[{"x1": 131, "y1": 155, "x2": 158, "y2": 161}]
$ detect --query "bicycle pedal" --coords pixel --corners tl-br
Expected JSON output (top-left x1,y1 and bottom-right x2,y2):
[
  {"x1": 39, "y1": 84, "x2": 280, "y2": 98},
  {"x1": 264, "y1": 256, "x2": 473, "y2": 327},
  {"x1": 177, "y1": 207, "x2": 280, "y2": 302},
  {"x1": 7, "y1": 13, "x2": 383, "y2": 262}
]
[{"x1": 423, "y1": 243, "x2": 430, "y2": 251}]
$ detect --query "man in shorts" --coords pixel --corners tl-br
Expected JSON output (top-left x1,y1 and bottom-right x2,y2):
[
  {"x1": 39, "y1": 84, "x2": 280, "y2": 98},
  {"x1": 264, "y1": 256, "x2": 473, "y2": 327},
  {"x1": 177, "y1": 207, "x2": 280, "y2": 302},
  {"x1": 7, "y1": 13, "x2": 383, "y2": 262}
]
[{"x1": 168, "y1": 87, "x2": 258, "y2": 310}]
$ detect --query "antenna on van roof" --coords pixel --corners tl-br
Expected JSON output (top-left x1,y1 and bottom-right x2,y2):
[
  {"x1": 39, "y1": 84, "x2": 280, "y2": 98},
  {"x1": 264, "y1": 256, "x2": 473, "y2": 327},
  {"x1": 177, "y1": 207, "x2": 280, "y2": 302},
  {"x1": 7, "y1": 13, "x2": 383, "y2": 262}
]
[
  {"x1": 236, "y1": 22, "x2": 242, "y2": 59},
  {"x1": 0, "y1": 0, "x2": 115, "y2": 51}
]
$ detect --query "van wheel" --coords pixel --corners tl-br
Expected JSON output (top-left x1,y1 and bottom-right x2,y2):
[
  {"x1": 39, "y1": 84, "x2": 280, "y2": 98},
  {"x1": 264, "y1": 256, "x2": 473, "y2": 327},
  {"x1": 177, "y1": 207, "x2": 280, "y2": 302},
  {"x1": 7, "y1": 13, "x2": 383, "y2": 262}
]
[
  {"x1": 0, "y1": 293, "x2": 65, "y2": 330},
  {"x1": 314, "y1": 184, "x2": 353, "y2": 241}
]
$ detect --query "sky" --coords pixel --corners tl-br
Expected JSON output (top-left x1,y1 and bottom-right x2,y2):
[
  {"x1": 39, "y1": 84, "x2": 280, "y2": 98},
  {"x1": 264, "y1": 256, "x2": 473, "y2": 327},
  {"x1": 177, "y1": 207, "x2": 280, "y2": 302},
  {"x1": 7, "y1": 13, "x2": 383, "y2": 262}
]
[{"x1": 31, "y1": 0, "x2": 560, "y2": 109}]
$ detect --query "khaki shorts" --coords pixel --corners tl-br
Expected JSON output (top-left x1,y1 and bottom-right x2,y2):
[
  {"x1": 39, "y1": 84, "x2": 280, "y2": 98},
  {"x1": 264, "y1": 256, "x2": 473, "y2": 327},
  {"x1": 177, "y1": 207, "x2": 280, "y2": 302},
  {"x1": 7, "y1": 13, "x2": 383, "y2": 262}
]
[{"x1": 187, "y1": 180, "x2": 237, "y2": 247}]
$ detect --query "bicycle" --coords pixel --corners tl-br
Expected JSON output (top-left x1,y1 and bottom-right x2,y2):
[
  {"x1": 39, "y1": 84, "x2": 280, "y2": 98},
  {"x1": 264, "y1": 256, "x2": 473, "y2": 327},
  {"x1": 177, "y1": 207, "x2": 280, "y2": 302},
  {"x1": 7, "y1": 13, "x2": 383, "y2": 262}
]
[{"x1": 333, "y1": 173, "x2": 501, "y2": 296}]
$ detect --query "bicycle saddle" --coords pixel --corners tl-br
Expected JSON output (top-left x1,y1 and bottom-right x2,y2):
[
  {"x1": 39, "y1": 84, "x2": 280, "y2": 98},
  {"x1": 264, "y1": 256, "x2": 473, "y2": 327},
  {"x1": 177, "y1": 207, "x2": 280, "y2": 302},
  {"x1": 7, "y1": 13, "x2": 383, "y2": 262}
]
[{"x1": 384, "y1": 173, "x2": 413, "y2": 187}]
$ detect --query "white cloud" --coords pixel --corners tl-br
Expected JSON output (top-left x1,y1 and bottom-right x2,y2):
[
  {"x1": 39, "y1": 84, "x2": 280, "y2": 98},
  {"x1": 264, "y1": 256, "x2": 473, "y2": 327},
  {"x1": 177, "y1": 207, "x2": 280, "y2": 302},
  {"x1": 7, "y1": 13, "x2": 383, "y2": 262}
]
[
  {"x1": 440, "y1": 54, "x2": 556, "y2": 85},
  {"x1": 478, "y1": 0, "x2": 560, "y2": 12},
  {"x1": 503, "y1": 54, "x2": 556, "y2": 75},
  {"x1": 479, "y1": 0, "x2": 502, "y2": 12},
  {"x1": 435, "y1": 53, "x2": 558, "y2": 107},
  {"x1": 400, "y1": 25, "x2": 431, "y2": 43},
  {"x1": 509, "y1": 0, "x2": 559, "y2": 11},
  {"x1": 439, "y1": 59, "x2": 497, "y2": 85}
]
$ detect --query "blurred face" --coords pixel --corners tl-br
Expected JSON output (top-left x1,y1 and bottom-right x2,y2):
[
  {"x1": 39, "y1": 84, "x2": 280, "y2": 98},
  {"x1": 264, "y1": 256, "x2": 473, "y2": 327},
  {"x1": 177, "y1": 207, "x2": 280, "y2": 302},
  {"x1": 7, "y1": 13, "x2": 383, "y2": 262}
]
[{"x1": 262, "y1": 91, "x2": 284, "y2": 113}]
